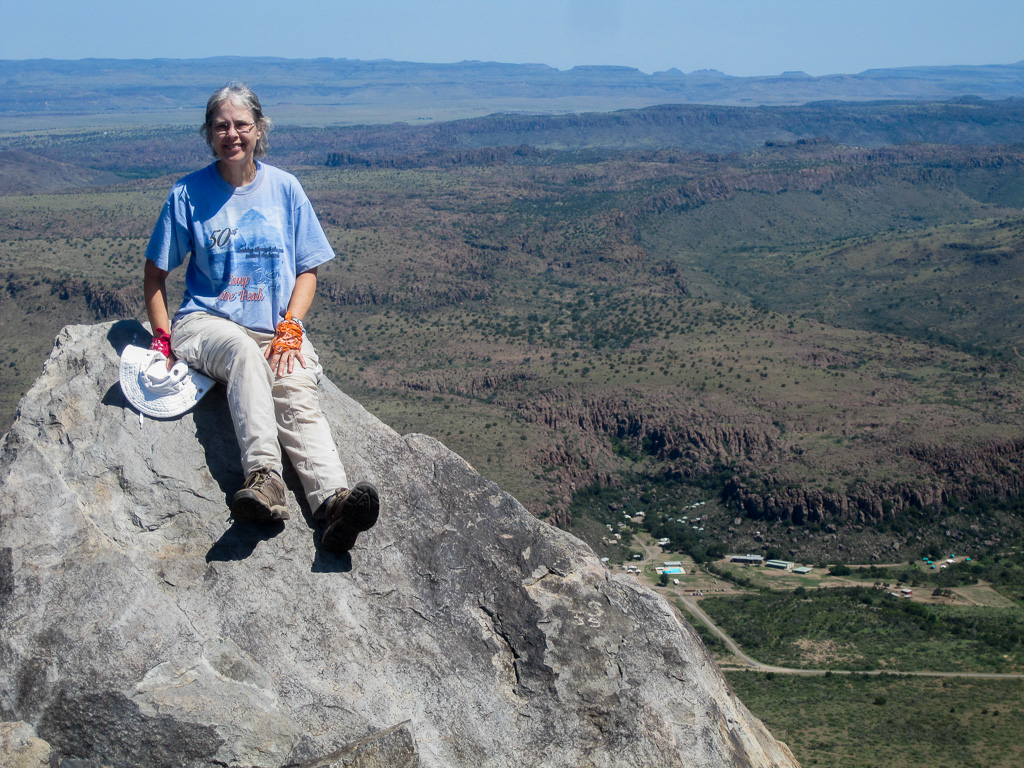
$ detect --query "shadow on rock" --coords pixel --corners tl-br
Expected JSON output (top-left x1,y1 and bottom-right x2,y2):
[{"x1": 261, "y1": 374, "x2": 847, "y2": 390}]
[
  {"x1": 192, "y1": 389, "x2": 243, "y2": 502},
  {"x1": 101, "y1": 381, "x2": 129, "y2": 411},
  {"x1": 310, "y1": 545, "x2": 353, "y2": 574},
  {"x1": 300, "y1": 504, "x2": 354, "y2": 574},
  {"x1": 105, "y1": 319, "x2": 152, "y2": 356},
  {"x1": 206, "y1": 519, "x2": 286, "y2": 562}
]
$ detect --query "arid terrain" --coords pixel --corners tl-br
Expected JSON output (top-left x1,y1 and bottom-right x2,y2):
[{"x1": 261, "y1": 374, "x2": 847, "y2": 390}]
[
  {"x1": 3, "y1": 100, "x2": 1024, "y2": 567},
  {"x1": 4, "y1": 84, "x2": 1024, "y2": 767}
]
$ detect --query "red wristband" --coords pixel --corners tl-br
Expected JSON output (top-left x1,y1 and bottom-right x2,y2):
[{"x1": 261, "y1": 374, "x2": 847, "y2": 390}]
[{"x1": 150, "y1": 329, "x2": 171, "y2": 357}]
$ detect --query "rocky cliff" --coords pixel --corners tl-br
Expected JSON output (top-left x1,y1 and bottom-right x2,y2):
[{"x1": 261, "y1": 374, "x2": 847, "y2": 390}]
[{"x1": 0, "y1": 321, "x2": 798, "y2": 768}]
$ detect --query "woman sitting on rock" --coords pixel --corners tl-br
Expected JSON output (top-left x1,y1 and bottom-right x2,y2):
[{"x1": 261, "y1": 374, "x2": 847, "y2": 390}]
[{"x1": 143, "y1": 82, "x2": 378, "y2": 552}]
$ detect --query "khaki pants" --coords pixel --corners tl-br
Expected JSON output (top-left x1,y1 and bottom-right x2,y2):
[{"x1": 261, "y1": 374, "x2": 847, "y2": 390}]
[{"x1": 171, "y1": 311, "x2": 348, "y2": 513}]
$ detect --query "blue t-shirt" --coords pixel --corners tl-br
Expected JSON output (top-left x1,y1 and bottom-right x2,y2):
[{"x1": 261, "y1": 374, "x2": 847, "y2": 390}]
[{"x1": 146, "y1": 161, "x2": 335, "y2": 333}]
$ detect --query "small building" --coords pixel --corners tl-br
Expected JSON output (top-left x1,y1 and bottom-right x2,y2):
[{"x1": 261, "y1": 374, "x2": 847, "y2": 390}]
[
  {"x1": 731, "y1": 554, "x2": 764, "y2": 565},
  {"x1": 664, "y1": 561, "x2": 683, "y2": 567},
  {"x1": 793, "y1": 566, "x2": 813, "y2": 575},
  {"x1": 765, "y1": 560, "x2": 795, "y2": 571}
]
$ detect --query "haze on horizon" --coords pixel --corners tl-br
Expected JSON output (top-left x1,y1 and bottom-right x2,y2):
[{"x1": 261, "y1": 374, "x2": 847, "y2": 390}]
[{"x1": 4, "y1": 0, "x2": 1023, "y2": 79}]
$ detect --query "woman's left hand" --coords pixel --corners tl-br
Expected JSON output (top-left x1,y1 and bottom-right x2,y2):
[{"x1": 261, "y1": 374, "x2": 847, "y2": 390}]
[{"x1": 266, "y1": 344, "x2": 306, "y2": 376}]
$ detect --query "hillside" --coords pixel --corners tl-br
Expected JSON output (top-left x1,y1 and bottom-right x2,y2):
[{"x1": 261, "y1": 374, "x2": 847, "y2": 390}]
[
  {"x1": 0, "y1": 150, "x2": 122, "y2": 194},
  {"x1": 2, "y1": 57, "x2": 1024, "y2": 129},
  {"x1": 2, "y1": 100, "x2": 1024, "y2": 565},
  {"x1": 6, "y1": 99, "x2": 1024, "y2": 180}
]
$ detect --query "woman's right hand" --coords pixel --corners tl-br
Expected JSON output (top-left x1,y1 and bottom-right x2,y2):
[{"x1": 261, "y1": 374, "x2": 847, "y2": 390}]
[{"x1": 149, "y1": 327, "x2": 175, "y2": 369}]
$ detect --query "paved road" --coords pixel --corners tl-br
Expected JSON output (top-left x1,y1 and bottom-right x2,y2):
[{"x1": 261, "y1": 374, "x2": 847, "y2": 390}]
[{"x1": 674, "y1": 593, "x2": 1024, "y2": 680}]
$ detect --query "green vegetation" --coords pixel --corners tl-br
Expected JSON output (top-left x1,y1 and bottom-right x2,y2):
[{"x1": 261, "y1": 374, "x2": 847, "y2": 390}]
[
  {"x1": 645, "y1": 193, "x2": 1024, "y2": 363},
  {"x1": 727, "y1": 672, "x2": 1024, "y2": 768},
  {"x1": 6, "y1": 102, "x2": 1024, "y2": 767},
  {"x1": 4, "y1": 126, "x2": 1024, "y2": 566},
  {"x1": 567, "y1": 475, "x2": 728, "y2": 562},
  {"x1": 681, "y1": 606, "x2": 728, "y2": 654},
  {"x1": 855, "y1": 548, "x2": 1024, "y2": 603},
  {"x1": 969, "y1": 551, "x2": 1024, "y2": 604},
  {"x1": 699, "y1": 587, "x2": 1024, "y2": 672}
]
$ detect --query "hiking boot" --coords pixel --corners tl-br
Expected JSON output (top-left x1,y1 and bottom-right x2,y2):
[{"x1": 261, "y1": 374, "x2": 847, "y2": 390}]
[
  {"x1": 231, "y1": 468, "x2": 289, "y2": 524},
  {"x1": 320, "y1": 482, "x2": 380, "y2": 553}
]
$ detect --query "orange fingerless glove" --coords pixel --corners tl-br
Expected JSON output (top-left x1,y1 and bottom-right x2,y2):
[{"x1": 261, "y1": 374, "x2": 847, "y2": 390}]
[{"x1": 271, "y1": 312, "x2": 304, "y2": 354}]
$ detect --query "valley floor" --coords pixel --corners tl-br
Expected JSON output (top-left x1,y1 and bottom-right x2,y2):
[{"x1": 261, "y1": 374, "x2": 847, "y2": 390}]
[{"x1": 614, "y1": 536, "x2": 1024, "y2": 767}]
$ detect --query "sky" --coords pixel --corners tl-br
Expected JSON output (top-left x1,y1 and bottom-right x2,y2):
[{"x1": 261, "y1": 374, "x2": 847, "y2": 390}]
[{"x1": 4, "y1": 0, "x2": 1023, "y2": 77}]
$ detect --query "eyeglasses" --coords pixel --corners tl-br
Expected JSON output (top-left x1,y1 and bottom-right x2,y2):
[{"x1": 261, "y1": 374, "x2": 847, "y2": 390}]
[{"x1": 211, "y1": 120, "x2": 256, "y2": 136}]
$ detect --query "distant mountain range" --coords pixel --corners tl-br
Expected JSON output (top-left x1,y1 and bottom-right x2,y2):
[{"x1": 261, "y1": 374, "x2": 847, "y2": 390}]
[{"x1": 2, "y1": 57, "x2": 1024, "y2": 128}]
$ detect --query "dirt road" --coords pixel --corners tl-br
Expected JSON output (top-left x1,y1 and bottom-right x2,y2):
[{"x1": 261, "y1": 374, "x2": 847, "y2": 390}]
[{"x1": 674, "y1": 595, "x2": 1024, "y2": 679}]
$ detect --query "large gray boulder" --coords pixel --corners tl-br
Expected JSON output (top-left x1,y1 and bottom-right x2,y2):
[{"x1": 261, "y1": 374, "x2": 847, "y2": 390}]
[{"x1": 0, "y1": 321, "x2": 799, "y2": 768}]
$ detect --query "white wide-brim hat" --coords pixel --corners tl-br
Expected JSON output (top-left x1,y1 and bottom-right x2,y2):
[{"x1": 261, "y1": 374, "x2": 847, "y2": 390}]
[{"x1": 119, "y1": 345, "x2": 215, "y2": 419}]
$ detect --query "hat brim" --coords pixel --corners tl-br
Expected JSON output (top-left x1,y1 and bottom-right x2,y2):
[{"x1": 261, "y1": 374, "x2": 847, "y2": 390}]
[{"x1": 119, "y1": 345, "x2": 215, "y2": 419}]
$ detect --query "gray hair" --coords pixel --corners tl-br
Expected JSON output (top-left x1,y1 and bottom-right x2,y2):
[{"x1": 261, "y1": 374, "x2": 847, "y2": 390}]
[{"x1": 200, "y1": 83, "x2": 273, "y2": 158}]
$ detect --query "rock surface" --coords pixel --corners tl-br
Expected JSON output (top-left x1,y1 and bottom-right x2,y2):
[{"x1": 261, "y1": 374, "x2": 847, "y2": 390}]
[
  {"x1": 0, "y1": 321, "x2": 799, "y2": 768},
  {"x1": 0, "y1": 721, "x2": 51, "y2": 768}
]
